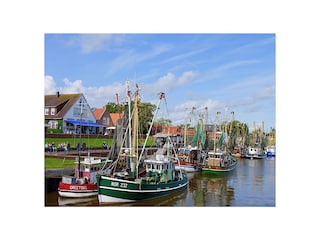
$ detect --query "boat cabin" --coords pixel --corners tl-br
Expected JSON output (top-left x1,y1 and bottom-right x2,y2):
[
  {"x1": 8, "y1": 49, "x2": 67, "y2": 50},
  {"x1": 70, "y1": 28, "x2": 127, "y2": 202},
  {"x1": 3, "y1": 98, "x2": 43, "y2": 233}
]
[
  {"x1": 207, "y1": 151, "x2": 227, "y2": 167},
  {"x1": 207, "y1": 151, "x2": 225, "y2": 159},
  {"x1": 144, "y1": 158, "x2": 175, "y2": 183},
  {"x1": 247, "y1": 146, "x2": 264, "y2": 155},
  {"x1": 178, "y1": 146, "x2": 201, "y2": 163},
  {"x1": 75, "y1": 156, "x2": 112, "y2": 183}
]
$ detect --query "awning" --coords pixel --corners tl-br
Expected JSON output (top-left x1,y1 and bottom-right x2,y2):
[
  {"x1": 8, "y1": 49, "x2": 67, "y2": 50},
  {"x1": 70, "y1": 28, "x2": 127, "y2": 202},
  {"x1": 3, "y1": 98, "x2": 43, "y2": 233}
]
[{"x1": 65, "y1": 120, "x2": 104, "y2": 127}]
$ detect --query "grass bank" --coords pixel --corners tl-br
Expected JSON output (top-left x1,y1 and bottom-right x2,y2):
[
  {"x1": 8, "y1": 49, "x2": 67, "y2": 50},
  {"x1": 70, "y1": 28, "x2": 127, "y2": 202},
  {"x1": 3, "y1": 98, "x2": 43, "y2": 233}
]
[{"x1": 45, "y1": 157, "x2": 76, "y2": 169}]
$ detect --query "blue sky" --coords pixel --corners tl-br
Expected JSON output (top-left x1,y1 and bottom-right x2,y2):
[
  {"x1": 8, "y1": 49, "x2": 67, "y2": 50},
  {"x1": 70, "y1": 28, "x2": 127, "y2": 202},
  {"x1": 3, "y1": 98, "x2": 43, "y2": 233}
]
[{"x1": 45, "y1": 33, "x2": 275, "y2": 131}]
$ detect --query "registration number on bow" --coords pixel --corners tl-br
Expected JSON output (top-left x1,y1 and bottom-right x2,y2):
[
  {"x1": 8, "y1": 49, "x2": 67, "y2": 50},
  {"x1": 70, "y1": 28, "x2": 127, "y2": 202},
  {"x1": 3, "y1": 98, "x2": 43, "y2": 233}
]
[{"x1": 111, "y1": 182, "x2": 128, "y2": 188}]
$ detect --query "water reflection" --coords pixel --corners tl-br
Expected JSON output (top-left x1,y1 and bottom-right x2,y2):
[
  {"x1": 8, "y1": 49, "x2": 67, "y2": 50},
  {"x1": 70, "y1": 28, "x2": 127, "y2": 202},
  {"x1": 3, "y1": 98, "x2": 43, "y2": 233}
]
[
  {"x1": 45, "y1": 157, "x2": 275, "y2": 207},
  {"x1": 58, "y1": 196, "x2": 99, "y2": 206},
  {"x1": 188, "y1": 172, "x2": 235, "y2": 206}
]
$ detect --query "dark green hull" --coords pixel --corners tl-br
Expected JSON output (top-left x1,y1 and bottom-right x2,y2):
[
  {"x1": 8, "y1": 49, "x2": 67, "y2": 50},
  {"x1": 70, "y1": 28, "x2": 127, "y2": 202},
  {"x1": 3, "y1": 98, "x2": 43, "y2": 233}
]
[{"x1": 96, "y1": 174, "x2": 188, "y2": 203}]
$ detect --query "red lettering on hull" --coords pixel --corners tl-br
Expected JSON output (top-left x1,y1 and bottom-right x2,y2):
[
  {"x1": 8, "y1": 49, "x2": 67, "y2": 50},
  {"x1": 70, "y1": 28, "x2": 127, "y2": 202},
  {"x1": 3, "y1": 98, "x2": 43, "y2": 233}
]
[{"x1": 58, "y1": 182, "x2": 97, "y2": 191}]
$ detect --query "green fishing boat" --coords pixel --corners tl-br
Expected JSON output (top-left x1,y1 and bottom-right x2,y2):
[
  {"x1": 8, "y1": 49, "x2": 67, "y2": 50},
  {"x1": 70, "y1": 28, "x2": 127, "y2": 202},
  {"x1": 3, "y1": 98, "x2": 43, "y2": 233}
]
[{"x1": 96, "y1": 84, "x2": 188, "y2": 203}]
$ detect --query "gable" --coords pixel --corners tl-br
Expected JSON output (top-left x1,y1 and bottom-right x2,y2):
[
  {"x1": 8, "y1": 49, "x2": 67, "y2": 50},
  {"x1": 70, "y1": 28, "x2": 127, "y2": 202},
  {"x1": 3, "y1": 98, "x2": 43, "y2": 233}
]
[
  {"x1": 44, "y1": 93, "x2": 82, "y2": 119},
  {"x1": 93, "y1": 108, "x2": 106, "y2": 120},
  {"x1": 109, "y1": 113, "x2": 123, "y2": 126}
]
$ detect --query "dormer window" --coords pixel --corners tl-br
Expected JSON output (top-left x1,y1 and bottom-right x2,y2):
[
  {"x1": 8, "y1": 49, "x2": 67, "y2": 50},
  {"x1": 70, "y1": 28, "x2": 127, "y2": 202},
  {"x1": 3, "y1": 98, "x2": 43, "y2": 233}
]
[
  {"x1": 45, "y1": 108, "x2": 49, "y2": 115},
  {"x1": 51, "y1": 108, "x2": 56, "y2": 115}
]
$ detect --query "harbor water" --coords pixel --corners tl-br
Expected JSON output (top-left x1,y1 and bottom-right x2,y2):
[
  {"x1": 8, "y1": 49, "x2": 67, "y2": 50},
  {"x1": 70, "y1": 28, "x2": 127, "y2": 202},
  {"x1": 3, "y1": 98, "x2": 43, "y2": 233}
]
[{"x1": 45, "y1": 156, "x2": 275, "y2": 206}]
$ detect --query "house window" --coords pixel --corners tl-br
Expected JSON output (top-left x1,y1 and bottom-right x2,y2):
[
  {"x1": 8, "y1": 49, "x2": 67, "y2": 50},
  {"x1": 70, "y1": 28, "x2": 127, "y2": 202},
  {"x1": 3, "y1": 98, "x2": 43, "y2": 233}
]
[
  {"x1": 48, "y1": 120, "x2": 58, "y2": 129},
  {"x1": 51, "y1": 108, "x2": 56, "y2": 115},
  {"x1": 45, "y1": 108, "x2": 49, "y2": 115},
  {"x1": 74, "y1": 106, "x2": 88, "y2": 118}
]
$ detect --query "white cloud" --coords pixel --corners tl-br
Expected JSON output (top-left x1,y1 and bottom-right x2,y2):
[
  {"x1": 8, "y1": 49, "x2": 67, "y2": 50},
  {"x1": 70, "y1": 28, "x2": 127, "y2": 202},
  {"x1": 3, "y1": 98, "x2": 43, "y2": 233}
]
[
  {"x1": 80, "y1": 34, "x2": 114, "y2": 53},
  {"x1": 169, "y1": 98, "x2": 224, "y2": 126},
  {"x1": 84, "y1": 82, "x2": 127, "y2": 107},
  {"x1": 62, "y1": 78, "x2": 84, "y2": 93},
  {"x1": 142, "y1": 71, "x2": 197, "y2": 96},
  {"x1": 44, "y1": 75, "x2": 57, "y2": 94},
  {"x1": 64, "y1": 34, "x2": 125, "y2": 54},
  {"x1": 177, "y1": 71, "x2": 197, "y2": 86},
  {"x1": 106, "y1": 44, "x2": 171, "y2": 76},
  {"x1": 254, "y1": 85, "x2": 275, "y2": 99},
  {"x1": 44, "y1": 75, "x2": 128, "y2": 107},
  {"x1": 155, "y1": 47, "x2": 209, "y2": 65}
]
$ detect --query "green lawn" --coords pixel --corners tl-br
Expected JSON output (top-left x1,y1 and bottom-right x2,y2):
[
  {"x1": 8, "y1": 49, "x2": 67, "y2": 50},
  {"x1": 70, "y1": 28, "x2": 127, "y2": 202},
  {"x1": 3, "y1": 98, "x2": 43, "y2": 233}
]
[{"x1": 45, "y1": 157, "x2": 76, "y2": 169}]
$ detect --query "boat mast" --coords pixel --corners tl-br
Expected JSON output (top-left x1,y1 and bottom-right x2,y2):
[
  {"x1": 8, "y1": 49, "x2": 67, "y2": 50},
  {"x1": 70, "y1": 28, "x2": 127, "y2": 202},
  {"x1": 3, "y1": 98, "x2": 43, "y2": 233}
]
[
  {"x1": 126, "y1": 81, "x2": 132, "y2": 156},
  {"x1": 213, "y1": 113, "x2": 216, "y2": 153},
  {"x1": 183, "y1": 112, "x2": 190, "y2": 148},
  {"x1": 130, "y1": 84, "x2": 139, "y2": 174},
  {"x1": 229, "y1": 111, "x2": 234, "y2": 151},
  {"x1": 199, "y1": 111, "x2": 203, "y2": 151},
  {"x1": 203, "y1": 107, "x2": 208, "y2": 150},
  {"x1": 224, "y1": 109, "x2": 228, "y2": 152},
  {"x1": 77, "y1": 98, "x2": 83, "y2": 179},
  {"x1": 216, "y1": 111, "x2": 221, "y2": 151}
]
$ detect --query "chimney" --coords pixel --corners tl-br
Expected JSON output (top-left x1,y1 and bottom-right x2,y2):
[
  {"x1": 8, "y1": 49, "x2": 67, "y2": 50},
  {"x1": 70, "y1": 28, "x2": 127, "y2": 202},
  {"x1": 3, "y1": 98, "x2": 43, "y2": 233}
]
[{"x1": 56, "y1": 91, "x2": 60, "y2": 98}]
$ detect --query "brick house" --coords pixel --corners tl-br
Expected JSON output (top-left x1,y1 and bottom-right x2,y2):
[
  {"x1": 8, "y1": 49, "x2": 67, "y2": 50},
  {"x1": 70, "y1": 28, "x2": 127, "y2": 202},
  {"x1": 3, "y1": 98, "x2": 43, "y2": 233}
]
[{"x1": 93, "y1": 107, "x2": 123, "y2": 135}]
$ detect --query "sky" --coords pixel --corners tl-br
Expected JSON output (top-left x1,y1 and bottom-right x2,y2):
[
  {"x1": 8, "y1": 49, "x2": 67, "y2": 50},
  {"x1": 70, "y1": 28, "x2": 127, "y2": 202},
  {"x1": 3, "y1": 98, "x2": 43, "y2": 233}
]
[{"x1": 45, "y1": 33, "x2": 275, "y2": 132}]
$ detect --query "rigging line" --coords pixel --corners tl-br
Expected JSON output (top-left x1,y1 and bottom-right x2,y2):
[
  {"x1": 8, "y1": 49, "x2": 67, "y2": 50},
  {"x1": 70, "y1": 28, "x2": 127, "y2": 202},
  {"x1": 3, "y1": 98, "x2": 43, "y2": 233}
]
[{"x1": 137, "y1": 92, "x2": 165, "y2": 169}]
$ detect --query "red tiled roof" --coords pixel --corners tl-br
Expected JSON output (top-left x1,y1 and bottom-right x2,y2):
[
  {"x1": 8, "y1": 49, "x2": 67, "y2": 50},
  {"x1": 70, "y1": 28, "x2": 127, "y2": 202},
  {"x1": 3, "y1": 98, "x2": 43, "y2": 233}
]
[
  {"x1": 93, "y1": 108, "x2": 106, "y2": 120},
  {"x1": 159, "y1": 126, "x2": 181, "y2": 135},
  {"x1": 110, "y1": 113, "x2": 123, "y2": 126}
]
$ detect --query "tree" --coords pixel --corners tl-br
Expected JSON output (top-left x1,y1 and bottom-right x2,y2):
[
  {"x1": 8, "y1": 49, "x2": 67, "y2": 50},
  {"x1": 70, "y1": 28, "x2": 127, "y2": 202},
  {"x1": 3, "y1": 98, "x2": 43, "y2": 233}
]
[
  {"x1": 154, "y1": 118, "x2": 172, "y2": 126},
  {"x1": 223, "y1": 121, "x2": 249, "y2": 149},
  {"x1": 105, "y1": 100, "x2": 157, "y2": 135},
  {"x1": 138, "y1": 102, "x2": 157, "y2": 135},
  {"x1": 104, "y1": 102, "x2": 126, "y2": 114}
]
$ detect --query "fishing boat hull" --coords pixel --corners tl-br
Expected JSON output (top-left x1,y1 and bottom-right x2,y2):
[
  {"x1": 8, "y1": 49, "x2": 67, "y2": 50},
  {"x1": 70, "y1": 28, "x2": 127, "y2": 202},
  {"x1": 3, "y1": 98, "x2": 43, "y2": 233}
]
[
  {"x1": 266, "y1": 146, "x2": 276, "y2": 157},
  {"x1": 266, "y1": 152, "x2": 275, "y2": 157},
  {"x1": 201, "y1": 162, "x2": 237, "y2": 173},
  {"x1": 58, "y1": 182, "x2": 98, "y2": 198},
  {"x1": 231, "y1": 153, "x2": 242, "y2": 159},
  {"x1": 242, "y1": 146, "x2": 266, "y2": 159},
  {"x1": 242, "y1": 153, "x2": 265, "y2": 159},
  {"x1": 202, "y1": 152, "x2": 238, "y2": 174},
  {"x1": 96, "y1": 175, "x2": 188, "y2": 203},
  {"x1": 175, "y1": 163, "x2": 202, "y2": 172}
]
